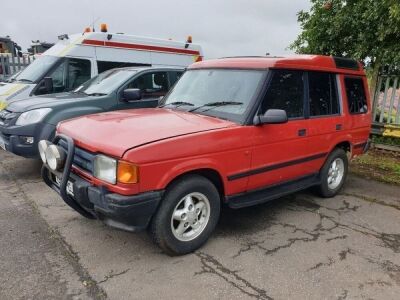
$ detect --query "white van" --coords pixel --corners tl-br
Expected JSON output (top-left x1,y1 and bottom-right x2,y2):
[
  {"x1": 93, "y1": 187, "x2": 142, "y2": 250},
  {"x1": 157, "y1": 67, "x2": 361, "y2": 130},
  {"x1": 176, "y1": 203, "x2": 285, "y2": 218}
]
[{"x1": 0, "y1": 28, "x2": 203, "y2": 110}]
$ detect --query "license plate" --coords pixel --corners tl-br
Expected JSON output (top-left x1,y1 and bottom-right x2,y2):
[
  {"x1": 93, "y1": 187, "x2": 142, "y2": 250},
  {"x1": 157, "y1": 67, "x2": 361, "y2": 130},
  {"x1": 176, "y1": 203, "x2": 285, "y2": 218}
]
[
  {"x1": 0, "y1": 136, "x2": 5, "y2": 151},
  {"x1": 55, "y1": 176, "x2": 74, "y2": 197}
]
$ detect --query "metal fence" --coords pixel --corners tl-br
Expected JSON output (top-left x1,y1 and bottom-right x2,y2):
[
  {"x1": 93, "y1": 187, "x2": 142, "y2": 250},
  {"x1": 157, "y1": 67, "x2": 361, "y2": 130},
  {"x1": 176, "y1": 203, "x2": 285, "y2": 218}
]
[
  {"x1": 0, "y1": 54, "x2": 34, "y2": 82},
  {"x1": 372, "y1": 75, "x2": 400, "y2": 137}
]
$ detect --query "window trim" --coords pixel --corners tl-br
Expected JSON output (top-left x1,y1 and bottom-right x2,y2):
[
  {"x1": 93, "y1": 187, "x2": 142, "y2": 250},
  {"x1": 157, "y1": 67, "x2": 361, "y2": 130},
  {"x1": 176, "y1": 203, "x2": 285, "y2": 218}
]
[{"x1": 344, "y1": 75, "x2": 368, "y2": 115}]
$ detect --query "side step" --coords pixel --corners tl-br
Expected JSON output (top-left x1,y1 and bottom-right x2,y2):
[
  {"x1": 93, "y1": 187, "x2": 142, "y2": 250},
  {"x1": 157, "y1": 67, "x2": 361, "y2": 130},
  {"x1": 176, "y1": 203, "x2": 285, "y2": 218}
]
[{"x1": 226, "y1": 173, "x2": 320, "y2": 209}]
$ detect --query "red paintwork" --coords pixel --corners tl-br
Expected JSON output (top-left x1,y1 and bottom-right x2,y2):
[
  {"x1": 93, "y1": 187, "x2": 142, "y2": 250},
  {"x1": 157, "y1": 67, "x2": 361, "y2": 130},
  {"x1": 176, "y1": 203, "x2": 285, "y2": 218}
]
[
  {"x1": 82, "y1": 39, "x2": 201, "y2": 56},
  {"x1": 57, "y1": 55, "x2": 371, "y2": 197}
]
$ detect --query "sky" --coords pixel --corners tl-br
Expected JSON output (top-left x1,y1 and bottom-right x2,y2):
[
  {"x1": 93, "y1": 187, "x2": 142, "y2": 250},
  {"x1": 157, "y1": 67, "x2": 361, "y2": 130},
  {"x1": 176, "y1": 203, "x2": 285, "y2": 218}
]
[{"x1": 1, "y1": 0, "x2": 311, "y2": 59}]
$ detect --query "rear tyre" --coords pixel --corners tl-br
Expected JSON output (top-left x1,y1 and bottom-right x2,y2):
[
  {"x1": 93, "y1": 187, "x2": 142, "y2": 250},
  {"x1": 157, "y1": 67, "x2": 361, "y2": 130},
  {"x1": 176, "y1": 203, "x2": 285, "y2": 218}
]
[
  {"x1": 316, "y1": 148, "x2": 348, "y2": 198},
  {"x1": 150, "y1": 175, "x2": 220, "y2": 256}
]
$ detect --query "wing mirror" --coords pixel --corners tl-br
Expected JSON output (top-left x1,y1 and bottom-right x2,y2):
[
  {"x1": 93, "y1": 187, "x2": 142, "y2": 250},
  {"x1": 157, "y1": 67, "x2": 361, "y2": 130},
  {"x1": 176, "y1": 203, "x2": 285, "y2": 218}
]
[
  {"x1": 123, "y1": 88, "x2": 142, "y2": 102},
  {"x1": 253, "y1": 109, "x2": 288, "y2": 125}
]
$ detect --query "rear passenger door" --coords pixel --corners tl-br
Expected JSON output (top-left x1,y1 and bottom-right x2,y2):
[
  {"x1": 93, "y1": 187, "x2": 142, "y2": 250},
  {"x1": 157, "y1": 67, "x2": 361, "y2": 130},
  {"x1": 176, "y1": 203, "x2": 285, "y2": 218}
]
[
  {"x1": 306, "y1": 71, "x2": 344, "y2": 168},
  {"x1": 248, "y1": 69, "x2": 312, "y2": 190}
]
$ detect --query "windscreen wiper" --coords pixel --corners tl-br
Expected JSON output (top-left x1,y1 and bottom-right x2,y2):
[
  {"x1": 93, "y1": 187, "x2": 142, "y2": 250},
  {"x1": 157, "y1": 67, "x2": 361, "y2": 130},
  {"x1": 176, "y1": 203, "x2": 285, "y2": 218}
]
[
  {"x1": 86, "y1": 93, "x2": 107, "y2": 96},
  {"x1": 17, "y1": 78, "x2": 33, "y2": 83},
  {"x1": 159, "y1": 101, "x2": 194, "y2": 108},
  {"x1": 189, "y1": 101, "x2": 243, "y2": 113}
]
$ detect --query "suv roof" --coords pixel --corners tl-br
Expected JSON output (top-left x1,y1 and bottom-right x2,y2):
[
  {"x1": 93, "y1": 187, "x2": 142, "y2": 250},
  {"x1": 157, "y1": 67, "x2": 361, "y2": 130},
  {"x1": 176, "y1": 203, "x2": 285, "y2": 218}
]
[{"x1": 190, "y1": 55, "x2": 365, "y2": 75}]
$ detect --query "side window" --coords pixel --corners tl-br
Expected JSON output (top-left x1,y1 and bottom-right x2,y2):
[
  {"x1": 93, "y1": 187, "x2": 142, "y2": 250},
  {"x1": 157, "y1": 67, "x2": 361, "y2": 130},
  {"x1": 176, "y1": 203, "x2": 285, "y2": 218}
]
[
  {"x1": 67, "y1": 58, "x2": 91, "y2": 90},
  {"x1": 168, "y1": 71, "x2": 184, "y2": 87},
  {"x1": 48, "y1": 60, "x2": 67, "y2": 92},
  {"x1": 97, "y1": 61, "x2": 151, "y2": 73},
  {"x1": 261, "y1": 70, "x2": 304, "y2": 118},
  {"x1": 127, "y1": 72, "x2": 169, "y2": 99},
  {"x1": 345, "y1": 77, "x2": 368, "y2": 114},
  {"x1": 309, "y1": 72, "x2": 339, "y2": 117}
]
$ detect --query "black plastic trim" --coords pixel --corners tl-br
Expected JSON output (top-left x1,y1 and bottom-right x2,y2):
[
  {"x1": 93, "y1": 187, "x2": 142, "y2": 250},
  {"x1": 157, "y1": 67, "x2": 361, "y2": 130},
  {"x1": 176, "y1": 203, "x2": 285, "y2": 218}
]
[{"x1": 227, "y1": 152, "x2": 327, "y2": 181}]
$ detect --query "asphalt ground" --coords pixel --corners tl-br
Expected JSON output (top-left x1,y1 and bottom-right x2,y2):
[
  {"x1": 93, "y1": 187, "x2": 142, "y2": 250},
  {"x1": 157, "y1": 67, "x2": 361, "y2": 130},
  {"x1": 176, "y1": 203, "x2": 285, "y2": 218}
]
[{"x1": 1, "y1": 148, "x2": 400, "y2": 300}]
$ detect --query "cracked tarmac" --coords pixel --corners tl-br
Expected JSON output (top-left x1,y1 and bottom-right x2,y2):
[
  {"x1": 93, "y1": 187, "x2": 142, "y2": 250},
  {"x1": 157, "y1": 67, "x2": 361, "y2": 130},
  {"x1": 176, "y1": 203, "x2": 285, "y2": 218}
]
[{"x1": 1, "y1": 149, "x2": 400, "y2": 299}]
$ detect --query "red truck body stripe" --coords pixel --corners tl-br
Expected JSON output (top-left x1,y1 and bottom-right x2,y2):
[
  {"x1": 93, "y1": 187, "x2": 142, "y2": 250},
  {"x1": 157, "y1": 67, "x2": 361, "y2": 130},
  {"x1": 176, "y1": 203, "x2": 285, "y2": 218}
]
[{"x1": 82, "y1": 39, "x2": 201, "y2": 56}]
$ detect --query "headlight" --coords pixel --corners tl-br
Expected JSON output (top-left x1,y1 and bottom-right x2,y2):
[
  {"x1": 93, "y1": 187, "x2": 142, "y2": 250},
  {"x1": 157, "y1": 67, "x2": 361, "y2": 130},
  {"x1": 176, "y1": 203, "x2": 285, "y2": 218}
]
[
  {"x1": 45, "y1": 145, "x2": 65, "y2": 171},
  {"x1": 93, "y1": 155, "x2": 139, "y2": 184},
  {"x1": 94, "y1": 155, "x2": 117, "y2": 184},
  {"x1": 38, "y1": 140, "x2": 51, "y2": 163},
  {"x1": 16, "y1": 108, "x2": 52, "y2": 126}
]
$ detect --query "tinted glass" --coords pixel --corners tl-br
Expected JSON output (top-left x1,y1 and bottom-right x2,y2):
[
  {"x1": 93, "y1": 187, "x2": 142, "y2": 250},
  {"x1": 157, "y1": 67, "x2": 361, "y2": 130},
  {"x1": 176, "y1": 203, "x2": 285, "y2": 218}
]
[
  {"x1": 67, "y1": 59, "x2": 91, "y2": 90},
  {"x1": 97, "y1": 61, "x2": 150, "y2": 73},
  {"x1": 345, "y1": 77, "x2": 368, "y2": 114},
  {"x1": 309, "y1": 72, "x2": 339, "y2": 116},
  {"x1": 261, "y1": 70, "x2": 304, "y2": 118},
  {"x1": 127, "y1": 72, "x2": 169, "y2": 98}
]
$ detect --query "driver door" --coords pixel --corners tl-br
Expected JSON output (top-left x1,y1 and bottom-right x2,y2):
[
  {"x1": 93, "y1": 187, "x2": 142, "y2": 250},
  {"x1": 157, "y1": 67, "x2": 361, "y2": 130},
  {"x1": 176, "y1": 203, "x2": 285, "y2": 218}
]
[
  {"x1": 118, "y1": 71, "x2": 173, "y2": 109},
  {"x1": 248, "y1": 69, "x2": 313, "y2": 191}
]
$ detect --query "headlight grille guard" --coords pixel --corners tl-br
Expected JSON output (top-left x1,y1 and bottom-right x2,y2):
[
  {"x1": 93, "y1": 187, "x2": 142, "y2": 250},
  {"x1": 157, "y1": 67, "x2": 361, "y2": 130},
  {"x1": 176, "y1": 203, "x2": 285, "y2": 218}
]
[{"x1": 41, "y1": 134, "x2": 95, "y2": 219}]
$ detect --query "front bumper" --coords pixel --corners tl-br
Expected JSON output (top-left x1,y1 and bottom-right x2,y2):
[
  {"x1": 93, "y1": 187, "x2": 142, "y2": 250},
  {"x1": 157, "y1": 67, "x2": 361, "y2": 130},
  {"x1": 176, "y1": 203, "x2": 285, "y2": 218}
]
[
  {"x1": 41, "y1": 134, "x2": 163, "y2": 232},
  {"x1": 0, "y1": 122, "x2": 55, "y2": 158}
]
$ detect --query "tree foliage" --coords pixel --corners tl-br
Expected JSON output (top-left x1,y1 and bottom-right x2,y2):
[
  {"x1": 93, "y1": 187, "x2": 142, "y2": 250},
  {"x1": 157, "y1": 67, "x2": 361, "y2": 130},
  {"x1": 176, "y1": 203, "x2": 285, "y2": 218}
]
[{"x1": 291, "y1": 0, "x2": 400, "y2": 69}]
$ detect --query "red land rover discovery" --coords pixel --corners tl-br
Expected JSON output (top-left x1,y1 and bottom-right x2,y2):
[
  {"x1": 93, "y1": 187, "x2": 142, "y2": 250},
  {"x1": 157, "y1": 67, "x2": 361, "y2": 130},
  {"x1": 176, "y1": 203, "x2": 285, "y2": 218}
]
[{"x1": 40, "y1": 56, "x2": 371, "y2": 255}]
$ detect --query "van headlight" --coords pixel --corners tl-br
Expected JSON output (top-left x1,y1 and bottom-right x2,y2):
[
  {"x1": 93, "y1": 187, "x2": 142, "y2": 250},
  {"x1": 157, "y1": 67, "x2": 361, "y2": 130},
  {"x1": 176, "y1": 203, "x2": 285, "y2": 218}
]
[
  {"x1": 16, "y1": 108, "x2": 52, "y2": 126},
  {"x1": 94, "y1": 155, "x2": 117, "y2": 184},
  {"x1": 93, "y1": 155, "x2": 139, "y2": 184}
]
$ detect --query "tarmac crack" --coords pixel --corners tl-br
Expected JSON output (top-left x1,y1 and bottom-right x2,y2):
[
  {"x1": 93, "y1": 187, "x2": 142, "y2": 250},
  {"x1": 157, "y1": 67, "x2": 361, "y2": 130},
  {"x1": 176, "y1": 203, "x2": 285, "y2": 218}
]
[
  {"x1": 195, "y1": 252, "x2": 273, "y2": 300},
  {"x1": 97, "y1": 269, "x2": 130, "y2": 284}
]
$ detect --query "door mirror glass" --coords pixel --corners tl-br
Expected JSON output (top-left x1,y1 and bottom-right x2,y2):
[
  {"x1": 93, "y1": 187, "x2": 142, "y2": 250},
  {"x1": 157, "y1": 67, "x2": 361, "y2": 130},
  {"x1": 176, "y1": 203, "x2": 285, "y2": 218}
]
[
  {"x1": 123, "y1": 88, "x2": 142, "y2": 102},
  {"x1": 254, "y1": 109, "x2": 288, "y2": 125}
]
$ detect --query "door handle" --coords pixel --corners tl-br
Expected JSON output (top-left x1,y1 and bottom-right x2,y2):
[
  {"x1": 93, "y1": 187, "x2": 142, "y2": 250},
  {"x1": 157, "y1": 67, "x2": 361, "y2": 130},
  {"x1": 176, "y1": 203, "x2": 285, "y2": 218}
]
[
  {"x1": 336, "y1": 124, "x2": 343, "y2": 131},
  {"x1": 298, "y1": 129, "x2": 307, "y2": 137}
]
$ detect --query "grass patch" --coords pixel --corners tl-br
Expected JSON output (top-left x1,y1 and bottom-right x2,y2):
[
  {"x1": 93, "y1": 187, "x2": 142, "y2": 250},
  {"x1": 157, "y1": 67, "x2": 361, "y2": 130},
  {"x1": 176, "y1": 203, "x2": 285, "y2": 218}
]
[{"x1": 350, "y1": 148, "x2": 400, "y2": 185}]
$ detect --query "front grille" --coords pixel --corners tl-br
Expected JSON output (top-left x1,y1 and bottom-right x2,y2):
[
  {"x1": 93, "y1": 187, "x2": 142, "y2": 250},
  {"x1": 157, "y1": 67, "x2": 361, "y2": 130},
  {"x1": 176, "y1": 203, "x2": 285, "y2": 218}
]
[{"x1": 58, "y1": 139, "x2": 95, "y2": 174}]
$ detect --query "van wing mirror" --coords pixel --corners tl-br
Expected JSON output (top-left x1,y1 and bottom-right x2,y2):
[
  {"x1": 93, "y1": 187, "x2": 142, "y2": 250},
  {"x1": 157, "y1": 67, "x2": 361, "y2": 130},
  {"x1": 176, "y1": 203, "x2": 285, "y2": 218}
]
[
  {"x1": 254, "y1": 109, "x2": 288, "y2": 125},
  {"x1": 123, "y1": 88, "x2": 142, "y2": 102}
]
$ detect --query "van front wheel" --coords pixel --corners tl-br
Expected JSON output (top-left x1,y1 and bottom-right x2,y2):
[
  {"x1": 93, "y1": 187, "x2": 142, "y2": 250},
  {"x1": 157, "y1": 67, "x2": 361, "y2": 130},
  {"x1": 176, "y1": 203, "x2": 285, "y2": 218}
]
[
  {"x1": 150, "y1": 175, "x2": 220, "y2": 256},
  {"x1": 316, "y1": 148, "x2": 348, "y2": 198}
]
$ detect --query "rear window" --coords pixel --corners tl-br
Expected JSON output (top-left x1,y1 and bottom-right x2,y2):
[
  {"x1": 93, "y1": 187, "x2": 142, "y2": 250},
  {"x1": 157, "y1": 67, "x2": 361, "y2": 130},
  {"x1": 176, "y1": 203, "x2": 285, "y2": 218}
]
[
  {"x1": 345, "y1": 77, "x2": 368, "y2": 114},
  {"x1": 309, "y1": 72, "x2": 339, "y2": 117}
]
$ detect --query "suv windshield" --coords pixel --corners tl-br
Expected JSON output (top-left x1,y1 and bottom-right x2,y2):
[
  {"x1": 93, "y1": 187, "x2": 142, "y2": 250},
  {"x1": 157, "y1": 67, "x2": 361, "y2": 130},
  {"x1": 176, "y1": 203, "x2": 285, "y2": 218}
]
[
  {"x1": 13, "y1": 55, "x2": 60, "y2": 83},
  {"x1": 75, "y1": 69, "x2": 137, "y2": 95},
  {"x1": 161, "y1": 69, "x2": 265, "y2": 123}
]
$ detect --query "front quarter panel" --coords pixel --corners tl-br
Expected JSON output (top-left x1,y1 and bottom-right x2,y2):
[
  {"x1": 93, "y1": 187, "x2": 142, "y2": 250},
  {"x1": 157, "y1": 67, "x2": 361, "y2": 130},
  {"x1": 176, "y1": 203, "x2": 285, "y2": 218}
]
[
  {"x1": 123, "y1": 126, "x2": 255, "y2": 196},
  {"x1": 45, "y1": 106, "x2": 105, "y2": 125}
]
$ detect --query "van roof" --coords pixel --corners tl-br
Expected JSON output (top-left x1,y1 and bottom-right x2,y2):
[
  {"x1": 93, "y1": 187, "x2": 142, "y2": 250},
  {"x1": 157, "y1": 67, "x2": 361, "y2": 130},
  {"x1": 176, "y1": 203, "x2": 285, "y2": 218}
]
[{"x1": 189, "y1": 55, "x2": 365, "y2": 75}]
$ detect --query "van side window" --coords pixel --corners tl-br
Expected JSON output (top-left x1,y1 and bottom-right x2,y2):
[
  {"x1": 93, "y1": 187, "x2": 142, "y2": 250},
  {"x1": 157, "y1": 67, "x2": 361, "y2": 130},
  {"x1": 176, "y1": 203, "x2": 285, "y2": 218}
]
[
  {"x1": 261, "y1": 70, "x2": 304, "y2": 118},
  {"x1": 345, "y1": 77, "x2": 368, "y2": 114},
  {"x1": 309, "y1": 72, "x2": 339, "y2": 116},
  {"x1": 127, "y1": 72, "x2": 169, "y2": 99},
  {"x1": 97, "y1": 61, "x2": 150, "y2": 73},
  {"x1": 68, "y1": 58, "x2": 91, "y2": 90}
]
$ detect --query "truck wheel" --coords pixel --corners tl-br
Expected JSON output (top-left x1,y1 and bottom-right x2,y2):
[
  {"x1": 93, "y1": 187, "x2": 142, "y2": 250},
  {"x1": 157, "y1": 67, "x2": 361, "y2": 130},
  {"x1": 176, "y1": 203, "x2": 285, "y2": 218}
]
[
  {"x1": 316, "y1": 148, "x2": 348, "y2": 198},
  {"x1": 150, "y1": 175, "x2": 220, "y2": 256}
]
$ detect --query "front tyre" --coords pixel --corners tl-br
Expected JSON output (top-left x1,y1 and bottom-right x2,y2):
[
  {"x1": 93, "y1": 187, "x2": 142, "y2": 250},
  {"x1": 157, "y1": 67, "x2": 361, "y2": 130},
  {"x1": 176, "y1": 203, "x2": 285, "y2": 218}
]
[
  {"x1": 316, "y1": 148, "x2": 348, "y2": 198},
  {"x1": 150, "y1": 175, "x2": 221, "y2": 256}
]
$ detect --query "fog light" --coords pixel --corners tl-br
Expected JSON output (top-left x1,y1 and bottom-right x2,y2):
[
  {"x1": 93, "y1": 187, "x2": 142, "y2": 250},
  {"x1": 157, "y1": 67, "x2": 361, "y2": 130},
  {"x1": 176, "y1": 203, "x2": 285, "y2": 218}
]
[
  {"x1": 20, "y1": 136, "x2": 34, "y2": 144},
  {"x1": 45, "y1": 145, "x2": 65, "y2": 171},
  {"x1": 38, "y1": 140, "x2": 51, "y2": 163}
]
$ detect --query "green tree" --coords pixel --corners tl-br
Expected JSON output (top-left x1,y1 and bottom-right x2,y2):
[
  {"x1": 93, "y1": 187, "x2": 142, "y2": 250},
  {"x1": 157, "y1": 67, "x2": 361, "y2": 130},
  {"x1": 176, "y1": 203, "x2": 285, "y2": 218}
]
[{"x1": 290, "y1": 0, "x2": 400, "y2": 95}]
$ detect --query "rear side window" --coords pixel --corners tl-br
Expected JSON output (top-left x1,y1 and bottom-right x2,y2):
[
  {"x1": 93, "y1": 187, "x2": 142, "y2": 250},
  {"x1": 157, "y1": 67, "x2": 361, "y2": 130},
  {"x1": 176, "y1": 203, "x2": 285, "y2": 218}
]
[
  {"x1": 309, "y1": 72, "x2": 339, "y2": 117},
  {"x1": 345, "y1": 77, "x2": 368, "y2": 114},
  {"x1": 97, "y1": 61, "x2": 150, "y2": 73},
  {"x1": 261, "y1": 70, "x2": 304, "y2": 118}
]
